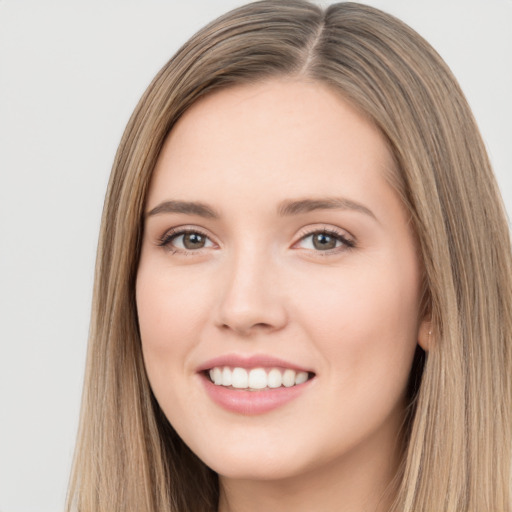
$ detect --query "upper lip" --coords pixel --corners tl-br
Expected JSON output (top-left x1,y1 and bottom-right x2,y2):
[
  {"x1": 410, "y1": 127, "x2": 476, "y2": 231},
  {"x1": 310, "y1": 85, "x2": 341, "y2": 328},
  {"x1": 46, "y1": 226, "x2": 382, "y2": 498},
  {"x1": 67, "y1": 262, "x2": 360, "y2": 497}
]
[{"x1": 197, "y1": 354, "x2": 313, "y2": 374}]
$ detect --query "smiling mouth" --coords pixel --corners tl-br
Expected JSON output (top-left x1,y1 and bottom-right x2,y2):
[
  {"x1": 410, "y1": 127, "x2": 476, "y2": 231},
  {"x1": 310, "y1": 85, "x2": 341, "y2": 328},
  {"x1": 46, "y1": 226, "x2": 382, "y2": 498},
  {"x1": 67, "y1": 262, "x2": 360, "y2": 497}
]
[{"x1": 207, "y1": 366, "x2": 315, "y2": 390}]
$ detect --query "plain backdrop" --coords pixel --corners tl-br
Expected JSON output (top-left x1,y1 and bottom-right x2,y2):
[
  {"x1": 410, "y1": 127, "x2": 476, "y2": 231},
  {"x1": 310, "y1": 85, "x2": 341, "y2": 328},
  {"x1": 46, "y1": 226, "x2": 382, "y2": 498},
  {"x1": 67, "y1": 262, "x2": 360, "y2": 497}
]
[{"x1": 0, "y1": 1, "x2": 510, "y2": 511}]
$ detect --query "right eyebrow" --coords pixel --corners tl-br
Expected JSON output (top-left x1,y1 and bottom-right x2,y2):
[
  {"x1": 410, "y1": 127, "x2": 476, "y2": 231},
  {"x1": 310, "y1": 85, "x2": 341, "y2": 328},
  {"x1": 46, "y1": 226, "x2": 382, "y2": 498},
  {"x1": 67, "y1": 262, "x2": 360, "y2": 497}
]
[{"x1": 146, "y1": 200, "x2": 219, "y2": 219}]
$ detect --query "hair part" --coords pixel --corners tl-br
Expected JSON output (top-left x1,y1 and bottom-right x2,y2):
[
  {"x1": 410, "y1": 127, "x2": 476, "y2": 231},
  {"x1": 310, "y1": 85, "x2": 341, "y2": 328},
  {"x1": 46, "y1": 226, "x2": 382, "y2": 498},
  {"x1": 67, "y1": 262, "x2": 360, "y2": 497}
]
[{"x1": 67, "y1": 2, "x2": 512, "y2": 511}]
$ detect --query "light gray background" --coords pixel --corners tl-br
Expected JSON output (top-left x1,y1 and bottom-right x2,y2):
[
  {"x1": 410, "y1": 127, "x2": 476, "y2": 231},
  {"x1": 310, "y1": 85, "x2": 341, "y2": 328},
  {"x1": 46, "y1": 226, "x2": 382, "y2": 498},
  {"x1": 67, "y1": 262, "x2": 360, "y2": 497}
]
[{"x1": 1, "y1": 1, "x2": 510, "y2": 511}]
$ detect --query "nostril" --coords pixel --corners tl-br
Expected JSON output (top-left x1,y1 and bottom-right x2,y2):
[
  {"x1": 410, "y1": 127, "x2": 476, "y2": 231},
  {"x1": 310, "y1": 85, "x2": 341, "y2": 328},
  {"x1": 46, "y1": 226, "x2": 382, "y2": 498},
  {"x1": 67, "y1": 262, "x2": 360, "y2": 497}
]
[{"x1": 219, "y1": 321, "x2": 278, "y2": 336}]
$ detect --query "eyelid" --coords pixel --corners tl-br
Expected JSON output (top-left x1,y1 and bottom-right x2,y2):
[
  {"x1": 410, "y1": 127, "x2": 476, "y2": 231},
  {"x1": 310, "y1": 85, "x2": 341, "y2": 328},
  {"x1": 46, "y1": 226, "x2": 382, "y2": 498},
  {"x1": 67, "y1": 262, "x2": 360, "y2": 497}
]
[
  {"x1": 154, "y1": 224, "x2": 355, "y2": 255},
  {"x1": 293, "y1": 225, "x2": 356, "y2": 252},
  {"x1": 157, "y1": 225, "x2": 218, "y2": 253}
]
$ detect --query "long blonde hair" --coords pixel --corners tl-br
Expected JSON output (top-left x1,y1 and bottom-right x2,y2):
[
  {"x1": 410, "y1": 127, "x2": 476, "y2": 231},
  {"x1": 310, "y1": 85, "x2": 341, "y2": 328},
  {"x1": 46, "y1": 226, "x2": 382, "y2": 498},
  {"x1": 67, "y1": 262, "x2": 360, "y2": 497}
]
[{"x1": 67, "y1": 2, "x2": 512, "y2": 511}]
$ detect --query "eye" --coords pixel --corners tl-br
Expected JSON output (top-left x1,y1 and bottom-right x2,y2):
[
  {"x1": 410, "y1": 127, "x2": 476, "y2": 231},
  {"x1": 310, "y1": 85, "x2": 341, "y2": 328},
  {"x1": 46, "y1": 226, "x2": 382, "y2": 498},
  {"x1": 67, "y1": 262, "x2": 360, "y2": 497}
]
[
  {"x1": 159, "y1": 229, "x2": 215, "y2": 252},
  {"x1": 295, "y1": 229, "x2": 355, "y2": 252}
]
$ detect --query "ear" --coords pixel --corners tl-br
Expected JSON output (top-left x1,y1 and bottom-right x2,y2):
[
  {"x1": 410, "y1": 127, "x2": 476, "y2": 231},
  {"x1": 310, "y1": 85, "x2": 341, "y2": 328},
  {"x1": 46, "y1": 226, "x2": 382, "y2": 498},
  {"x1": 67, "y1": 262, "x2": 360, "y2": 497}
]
[{"x1": 418, "y1": 319, "x2": 432, "y2": 351}]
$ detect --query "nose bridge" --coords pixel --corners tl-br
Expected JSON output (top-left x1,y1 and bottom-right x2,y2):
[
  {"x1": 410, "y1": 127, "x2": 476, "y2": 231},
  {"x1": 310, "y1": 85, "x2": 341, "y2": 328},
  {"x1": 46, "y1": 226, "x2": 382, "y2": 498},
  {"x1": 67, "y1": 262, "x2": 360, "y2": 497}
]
[{"x1": 216, "y1": 241, "x2": 287, "y2": 335}]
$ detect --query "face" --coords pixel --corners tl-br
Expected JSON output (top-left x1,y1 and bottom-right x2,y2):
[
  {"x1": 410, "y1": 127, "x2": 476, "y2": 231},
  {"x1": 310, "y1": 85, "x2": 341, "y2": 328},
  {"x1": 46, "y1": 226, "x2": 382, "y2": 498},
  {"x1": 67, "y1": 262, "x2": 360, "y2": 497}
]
[{"x1": 137, "y1": 79, "x2": 428, "y2": 483}]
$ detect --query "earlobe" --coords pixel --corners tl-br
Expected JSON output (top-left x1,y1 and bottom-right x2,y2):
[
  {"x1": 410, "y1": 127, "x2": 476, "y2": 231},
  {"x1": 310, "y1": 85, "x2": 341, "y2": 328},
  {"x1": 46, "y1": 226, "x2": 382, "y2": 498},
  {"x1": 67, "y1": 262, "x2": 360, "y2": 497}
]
[{"x1": 418, "y1": 320, "x2": 432, "y2": 351}]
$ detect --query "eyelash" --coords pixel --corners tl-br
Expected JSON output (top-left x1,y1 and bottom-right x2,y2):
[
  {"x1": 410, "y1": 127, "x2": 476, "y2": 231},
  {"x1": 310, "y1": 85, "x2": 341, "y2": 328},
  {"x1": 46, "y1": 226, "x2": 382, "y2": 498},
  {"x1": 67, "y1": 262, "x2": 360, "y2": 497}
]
[
  {"x1": 157, "y1": 227, "x2": 213, "y2": 255},
  {"x1": 157, "y1": 226, "x2": 356, "y2": 255},
  {"x1": 295, "y1": 227, "x2": 356, "y2": 254}
]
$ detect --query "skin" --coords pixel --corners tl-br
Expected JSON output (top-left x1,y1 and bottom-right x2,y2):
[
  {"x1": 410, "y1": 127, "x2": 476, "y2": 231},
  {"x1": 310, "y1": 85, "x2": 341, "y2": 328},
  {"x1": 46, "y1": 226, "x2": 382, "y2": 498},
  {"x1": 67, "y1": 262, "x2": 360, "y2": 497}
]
[{"x1": 137, "y1": 79, "x2": 430, "y2": 512}]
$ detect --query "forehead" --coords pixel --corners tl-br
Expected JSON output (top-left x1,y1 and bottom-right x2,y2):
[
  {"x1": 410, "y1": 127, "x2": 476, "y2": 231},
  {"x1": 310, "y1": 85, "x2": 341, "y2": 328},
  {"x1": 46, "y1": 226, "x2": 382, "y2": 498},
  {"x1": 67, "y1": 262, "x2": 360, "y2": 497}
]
[{"x1": 147, "y1": 79, "x2": 396, "y2": 213}]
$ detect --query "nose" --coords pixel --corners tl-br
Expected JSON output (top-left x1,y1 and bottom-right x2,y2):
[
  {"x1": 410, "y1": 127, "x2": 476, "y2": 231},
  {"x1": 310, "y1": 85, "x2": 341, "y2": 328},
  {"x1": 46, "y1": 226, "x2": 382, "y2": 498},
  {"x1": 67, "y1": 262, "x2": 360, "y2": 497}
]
[{"x1": 214, "y1": 248, "x2": 288, "y2": 337}]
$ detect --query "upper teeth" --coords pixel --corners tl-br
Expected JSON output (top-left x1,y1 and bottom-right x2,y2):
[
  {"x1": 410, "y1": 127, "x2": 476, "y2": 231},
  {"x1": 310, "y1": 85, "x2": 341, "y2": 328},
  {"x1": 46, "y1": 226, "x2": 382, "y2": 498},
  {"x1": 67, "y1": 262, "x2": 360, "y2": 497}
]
[{"x1": 208, "y1": 367, "x2": 309, "y2": 389}]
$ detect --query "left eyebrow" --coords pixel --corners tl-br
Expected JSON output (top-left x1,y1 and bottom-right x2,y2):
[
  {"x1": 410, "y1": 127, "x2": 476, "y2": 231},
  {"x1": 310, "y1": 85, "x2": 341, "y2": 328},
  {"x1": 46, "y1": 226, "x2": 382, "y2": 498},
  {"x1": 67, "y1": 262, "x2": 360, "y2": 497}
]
[{"x1": 277, "y1": 197, "x2": 377, "y2": 221}]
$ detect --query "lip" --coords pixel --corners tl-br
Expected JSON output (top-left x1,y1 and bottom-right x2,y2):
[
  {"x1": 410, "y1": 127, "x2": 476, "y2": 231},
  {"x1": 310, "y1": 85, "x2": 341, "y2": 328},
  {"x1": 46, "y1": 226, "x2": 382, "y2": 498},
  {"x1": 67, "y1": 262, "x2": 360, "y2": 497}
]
[
  {"x1": 200, "y1": 375, "x2": 313, "y2": 415},
  {"x1": 197, "y1": 354, "x2": 315, "y2": 415},
  {"x1": 197, "y1": 354, "x2": 313, "y2": 373}
]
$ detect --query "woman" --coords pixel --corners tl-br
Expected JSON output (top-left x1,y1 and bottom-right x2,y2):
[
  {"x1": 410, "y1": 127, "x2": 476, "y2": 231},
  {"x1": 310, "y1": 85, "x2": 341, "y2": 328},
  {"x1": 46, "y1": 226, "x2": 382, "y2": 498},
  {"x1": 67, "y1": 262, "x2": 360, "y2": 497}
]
[{"x1": 66, "y1": 1, "x2": 512, "y2": 511}]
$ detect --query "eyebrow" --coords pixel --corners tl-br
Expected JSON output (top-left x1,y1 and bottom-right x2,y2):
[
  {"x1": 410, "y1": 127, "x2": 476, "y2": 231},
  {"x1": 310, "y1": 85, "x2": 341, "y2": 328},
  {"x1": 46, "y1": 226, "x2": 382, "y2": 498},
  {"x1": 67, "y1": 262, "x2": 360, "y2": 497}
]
[
  {"x1": 147, "y1": 200, "x2": 219, "y2": 218},
  {"x1": 146, "y1": 196, "x2": 376, "y2": 221},
  {"x1": 277, "y1": 197, "x2": 377, "y2": 220}
]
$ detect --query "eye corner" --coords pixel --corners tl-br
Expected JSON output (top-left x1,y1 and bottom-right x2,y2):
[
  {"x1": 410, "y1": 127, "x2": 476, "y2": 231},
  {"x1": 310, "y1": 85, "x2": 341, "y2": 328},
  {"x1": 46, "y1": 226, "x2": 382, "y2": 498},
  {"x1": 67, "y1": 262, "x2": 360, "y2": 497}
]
[
  {"x1": 293, "y1": 225, "x2": 356, "y2": 254},
  {"x1": 156, "y1": 226, "x2": 218, "y2": 255}
]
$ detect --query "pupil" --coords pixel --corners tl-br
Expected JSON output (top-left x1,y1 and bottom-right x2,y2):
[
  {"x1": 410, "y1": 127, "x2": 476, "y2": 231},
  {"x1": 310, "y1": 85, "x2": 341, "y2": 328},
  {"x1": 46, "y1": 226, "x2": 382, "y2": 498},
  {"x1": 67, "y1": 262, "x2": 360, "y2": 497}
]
[
  {"x1": 313, "y1": 233, "x2": 336, "y2": 250},
  {"x1": 183, "y1": 233, "x2": 205, "y2": 249}
]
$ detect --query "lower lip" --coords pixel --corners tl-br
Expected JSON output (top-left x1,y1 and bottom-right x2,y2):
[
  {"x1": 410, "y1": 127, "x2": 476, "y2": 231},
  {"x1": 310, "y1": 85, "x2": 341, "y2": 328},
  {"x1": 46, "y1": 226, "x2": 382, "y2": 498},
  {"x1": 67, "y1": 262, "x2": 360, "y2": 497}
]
[{"x1": 200, "y1": 374, "x2": 313, "y2": 415}]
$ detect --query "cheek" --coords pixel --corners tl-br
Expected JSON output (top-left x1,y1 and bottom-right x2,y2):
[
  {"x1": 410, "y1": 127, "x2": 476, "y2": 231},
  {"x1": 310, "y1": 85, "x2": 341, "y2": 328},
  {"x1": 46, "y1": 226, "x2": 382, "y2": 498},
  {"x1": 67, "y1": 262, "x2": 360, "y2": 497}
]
[
  {"x1": 295, "y1": 255, "x2": 421, "y2": 386},
  {"x1": 135, "y1": 262, "x2": 207, "y2": 385}
]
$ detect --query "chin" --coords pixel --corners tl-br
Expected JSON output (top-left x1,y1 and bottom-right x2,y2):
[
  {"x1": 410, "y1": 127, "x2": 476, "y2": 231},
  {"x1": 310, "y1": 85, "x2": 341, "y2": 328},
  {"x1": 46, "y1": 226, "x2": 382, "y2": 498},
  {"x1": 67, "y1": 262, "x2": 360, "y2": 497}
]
[{"x1": 189, "y1": 435, "x2": 323, "y2": 483}]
